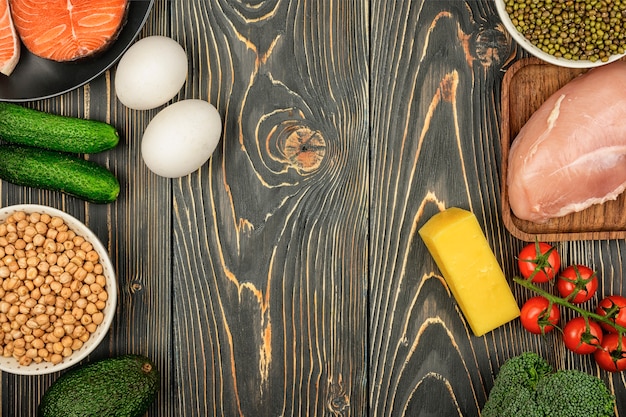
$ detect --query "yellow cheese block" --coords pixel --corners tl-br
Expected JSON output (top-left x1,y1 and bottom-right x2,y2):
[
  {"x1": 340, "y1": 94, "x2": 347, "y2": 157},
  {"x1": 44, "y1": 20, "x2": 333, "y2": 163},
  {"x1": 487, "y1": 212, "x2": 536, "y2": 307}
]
[{"x1": 419, "y1": 207, "x2": 520, "y2": 336}]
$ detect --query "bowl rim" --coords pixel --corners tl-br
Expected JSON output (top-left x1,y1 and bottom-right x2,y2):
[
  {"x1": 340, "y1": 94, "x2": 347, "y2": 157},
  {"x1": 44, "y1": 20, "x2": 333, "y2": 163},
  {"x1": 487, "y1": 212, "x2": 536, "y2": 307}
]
[
  {"x1": 495, "y1": 0, "x2": 626, "y2": 69},
  {"x1": 0, "y1": 204, "x2": 117, "y2": 375}
]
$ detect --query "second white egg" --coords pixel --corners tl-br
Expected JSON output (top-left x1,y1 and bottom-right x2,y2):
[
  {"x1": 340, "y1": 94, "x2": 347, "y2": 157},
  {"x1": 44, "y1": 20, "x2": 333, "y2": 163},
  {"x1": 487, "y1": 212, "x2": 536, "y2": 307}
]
[{"x1": 141, "y1": 100, "x2": 222, "y2": 178}]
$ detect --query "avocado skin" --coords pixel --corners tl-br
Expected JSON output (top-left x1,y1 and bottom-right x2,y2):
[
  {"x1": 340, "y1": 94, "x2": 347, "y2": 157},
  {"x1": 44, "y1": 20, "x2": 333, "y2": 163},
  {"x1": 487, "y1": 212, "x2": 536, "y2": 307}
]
[{"x1": 38, "y1": 354, "x2": 160, "y2": 417}]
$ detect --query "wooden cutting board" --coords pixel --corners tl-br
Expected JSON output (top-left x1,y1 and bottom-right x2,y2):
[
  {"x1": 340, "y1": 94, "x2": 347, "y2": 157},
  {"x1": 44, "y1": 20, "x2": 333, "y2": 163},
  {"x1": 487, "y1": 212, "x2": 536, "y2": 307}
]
[{"x1": 500, "y1": 57, "x2": 626, "y2": 242}]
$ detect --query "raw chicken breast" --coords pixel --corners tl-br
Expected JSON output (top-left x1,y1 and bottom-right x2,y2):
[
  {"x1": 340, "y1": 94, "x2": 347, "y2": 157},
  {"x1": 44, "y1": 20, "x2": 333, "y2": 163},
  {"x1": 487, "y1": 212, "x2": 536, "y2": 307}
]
[{"x1": 507, "y1": 61, "x2": 626, "y2": 223}]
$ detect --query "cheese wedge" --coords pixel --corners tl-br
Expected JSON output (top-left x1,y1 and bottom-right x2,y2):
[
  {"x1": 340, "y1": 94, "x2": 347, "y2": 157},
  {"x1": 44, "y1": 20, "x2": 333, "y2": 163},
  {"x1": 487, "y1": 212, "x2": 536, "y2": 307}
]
[{"x1": 419, "y1": 207, "x2": 520, "y2": 336}]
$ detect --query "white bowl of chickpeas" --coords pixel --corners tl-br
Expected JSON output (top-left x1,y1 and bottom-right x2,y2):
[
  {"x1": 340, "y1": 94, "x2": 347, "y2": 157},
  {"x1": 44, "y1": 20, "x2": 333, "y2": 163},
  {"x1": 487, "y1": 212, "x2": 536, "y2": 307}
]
[
  {"x1": 495, "y1": 0, "x2": 626, "y2": 68},
  {"x1": 0, "y1": 205, "x2": 116, "y2": 375}
]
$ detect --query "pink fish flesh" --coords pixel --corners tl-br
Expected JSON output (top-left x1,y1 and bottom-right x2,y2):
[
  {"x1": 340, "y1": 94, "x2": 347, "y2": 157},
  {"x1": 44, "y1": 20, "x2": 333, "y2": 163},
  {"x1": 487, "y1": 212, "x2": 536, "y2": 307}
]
[{"x1": 507, "y1": 61, "x2": 626, "y2": 223}]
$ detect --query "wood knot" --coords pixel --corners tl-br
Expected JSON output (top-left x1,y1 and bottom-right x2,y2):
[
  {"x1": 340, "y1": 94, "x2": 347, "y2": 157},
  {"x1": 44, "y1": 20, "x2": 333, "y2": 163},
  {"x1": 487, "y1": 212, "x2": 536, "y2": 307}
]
[
  {"x1": 130, "y1": 281, "x2": 143, "y2": 293},
  {"x1": 473, "y1": 27, "x2": 510, "y2": 68},
  {"x1": 326, "y1": 376, "x2": 350, "y2": 415},
  {"x1": 279, "y1": 125, "x2": 326, "y2": 173}
]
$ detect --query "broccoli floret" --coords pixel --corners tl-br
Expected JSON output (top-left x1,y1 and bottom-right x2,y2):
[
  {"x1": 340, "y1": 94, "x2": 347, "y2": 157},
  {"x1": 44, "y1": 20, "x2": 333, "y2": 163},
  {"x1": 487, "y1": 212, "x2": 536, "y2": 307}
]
[
  {"x1": 483, "y1": 387, "x2": 543, "y2": 417},
  {"x1": 536, "y1": 369, "x2": 615, "y2": 417},
  {"x1": 482, "y1": 352, "x2": 615, "y2": 417},
  {"x1": 482, "y1": 352, "x2": 551, "y2": 417}
]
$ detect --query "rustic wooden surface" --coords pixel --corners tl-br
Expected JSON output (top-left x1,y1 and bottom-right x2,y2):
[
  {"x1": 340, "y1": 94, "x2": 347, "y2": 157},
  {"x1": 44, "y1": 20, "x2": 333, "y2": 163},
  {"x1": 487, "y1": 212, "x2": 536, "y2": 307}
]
[{"x1": 1, "y1": 0, "x2": 625, "y2": 415}]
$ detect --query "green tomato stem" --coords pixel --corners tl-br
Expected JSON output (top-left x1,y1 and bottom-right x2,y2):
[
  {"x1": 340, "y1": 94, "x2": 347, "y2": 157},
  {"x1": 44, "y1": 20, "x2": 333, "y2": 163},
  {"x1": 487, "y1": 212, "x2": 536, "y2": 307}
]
[{"x1": 513, "y1": 276, "x2": 626, "y2": 335}]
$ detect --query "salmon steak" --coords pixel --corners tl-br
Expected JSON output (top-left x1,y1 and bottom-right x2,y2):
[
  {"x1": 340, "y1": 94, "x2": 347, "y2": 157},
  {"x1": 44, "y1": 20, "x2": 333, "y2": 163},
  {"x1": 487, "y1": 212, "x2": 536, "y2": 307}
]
[
  {"x1": 0, "y1": 0, "x2": 20, "y2": 75},
  {"x1": 507, "y1": 61, "x2": 626, "y2": 223},
  {"x1": 10, "y1": 0, "x2": 129, "y2": 62}
]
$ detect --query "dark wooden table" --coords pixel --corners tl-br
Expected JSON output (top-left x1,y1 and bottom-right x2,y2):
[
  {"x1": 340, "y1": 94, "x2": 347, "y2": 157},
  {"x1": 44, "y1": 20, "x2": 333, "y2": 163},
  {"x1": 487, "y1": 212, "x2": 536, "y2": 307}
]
[{"x1": 1, "y1": 0, "x2": 625, "y2": 415}]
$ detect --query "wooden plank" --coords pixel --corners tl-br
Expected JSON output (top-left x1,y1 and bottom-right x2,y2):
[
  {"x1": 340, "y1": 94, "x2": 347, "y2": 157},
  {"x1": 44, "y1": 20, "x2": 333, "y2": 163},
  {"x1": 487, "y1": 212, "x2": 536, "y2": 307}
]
[{"x1": 169, "y1": 0, "x2": 368, "y2": 415}]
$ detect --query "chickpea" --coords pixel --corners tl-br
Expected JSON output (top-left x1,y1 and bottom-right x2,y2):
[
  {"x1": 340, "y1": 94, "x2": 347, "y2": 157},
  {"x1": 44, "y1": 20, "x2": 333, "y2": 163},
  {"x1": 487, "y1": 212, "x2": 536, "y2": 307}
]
[
  {"x1": 72, "y1": 326, "x2": 86, "y2": 338},
  {"x1": 56, "y1": 254, "x2": 69, "y2": 268},
  {"x1": 32, "y1": 275, "x2": 44, "y2": 287},
  {"x1": 35, "y1": 314, "x2": 49, "y2": 326},
  {"x1": 63, "y1": 324, "x2": 74, "y2": 336},
  {"x1": 92, "y1": 312, "x2": 104, "y2": 326},
  {"x1": 96, "y1": 275, "x2": 106, "y2": 287},
  {"x1": 55, "y1": 231, "x2": 69, "y2": 244},
  {"x1": 83, "y1": 261, "x2": 94, "y2": 273},
  {"x1": 84, "y1": 273, "x2": 95, "y2": 285},
  {"x1": 79, "y1": 285, "x2": 91, "y2": 298},
  {"x1": 14, "y1": 314, "x2": 27, "y2": 326},
  {"x1": 72, "y1": 307, "x2": 84, "y2": 320},
  {"x1": 61, "y1": 336, "x2": 73, "y2": 348},
  {"x1": 0, "y1": 212, "x2": 108, "y2": 366},
  {"x1": 49, "y1": 265, "x2": 63, "y2": 277},
  {"x1": 50, "y1": 281, "x2": 62, "y2": 294},
  {"x1": 7, "y1": 305, "x2": 20, "y2": 318},
  {"x1": 85, "y1": 251, "x2": 99, "y2": 263},
  {"x1": 25, "y1": 348, "x2": 38, "y2": 359},
  {"x1": 25, "y1": 319, "x2": 39, "y2": 330},
  {"x1": 61, "y1": 314, "x2": 75, "y2": 325},
  {"x1": 52, "y1": 342, "x2": 64, "y2": 354},
  {"x1": 42, "y1": 294, "x2": 55, "y2": 306},
  {"x1": 32, "y1": 338, "x2": 44, "y2": 350},
  {"x1": 59, "y1": 272, "x2": 72, "y2": 285},
  {"x1": 59, "y1": 287, "x2": 72, "y2": 299},
  {"x1": 18, "y1": 356, "x2": 32, "y2": 366},
  {"x1": 23, "y1": 298, "x2": 37, "y2": 309},
  {"x1": 75, "y1": 298, "x2": 88, "y2": 309}
]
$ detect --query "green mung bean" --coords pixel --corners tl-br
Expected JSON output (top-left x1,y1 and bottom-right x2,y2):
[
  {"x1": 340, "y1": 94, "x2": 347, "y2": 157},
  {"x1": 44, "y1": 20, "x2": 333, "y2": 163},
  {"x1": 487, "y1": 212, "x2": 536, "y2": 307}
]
[{"x1": 505, "y1": 0, "x2": 626, "y2": 61}]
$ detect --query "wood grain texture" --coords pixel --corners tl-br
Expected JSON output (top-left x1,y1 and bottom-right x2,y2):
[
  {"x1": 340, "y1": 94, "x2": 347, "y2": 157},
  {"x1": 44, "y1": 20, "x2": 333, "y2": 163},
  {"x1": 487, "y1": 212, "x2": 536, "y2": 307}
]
[
  {"x1": 2, "y1": 0, "x2": 626, "y2": 415},
  {"x1": 169, "y1": 0, "x2": 368, "y2": 416}
]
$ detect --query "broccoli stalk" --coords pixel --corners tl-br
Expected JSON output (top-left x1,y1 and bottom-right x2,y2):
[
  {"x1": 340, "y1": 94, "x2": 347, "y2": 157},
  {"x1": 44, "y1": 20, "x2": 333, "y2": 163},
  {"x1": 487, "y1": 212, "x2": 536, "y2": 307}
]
[{"x1": 482, "y1": 352, "x2": 615, "y2": 417}]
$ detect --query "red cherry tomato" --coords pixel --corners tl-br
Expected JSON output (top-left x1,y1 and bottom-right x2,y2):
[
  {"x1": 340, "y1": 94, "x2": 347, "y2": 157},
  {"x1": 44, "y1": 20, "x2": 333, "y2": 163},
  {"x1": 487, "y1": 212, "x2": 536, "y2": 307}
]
[
  {"x1": 517, "y1": 242, "x2": 560, "y2": 283},
  {"x1": 596, "y1": 295, "x2": 626, "y2": 333},
  {"x1": 594, "y1": 333, "x2": 626, "y2": 372},
  {"x1": 562, "y1": 317, "x2": 603, "y2": 355},
  {"x1": 556, "y1": 265, "x2": 598, "y2": 304},
  {"x1": 520, "y1": 296, "x2": 560, "y2": 334}
]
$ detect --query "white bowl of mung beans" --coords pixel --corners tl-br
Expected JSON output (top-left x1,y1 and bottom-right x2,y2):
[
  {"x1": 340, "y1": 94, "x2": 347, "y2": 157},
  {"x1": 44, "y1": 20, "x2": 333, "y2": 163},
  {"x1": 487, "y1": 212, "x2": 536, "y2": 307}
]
[
  {"x1": 496, "y1": 0, "x2": 626, "y2": 68},
  {"x1": 0, "y1": 205, "x2": 117, "y2": 375}
]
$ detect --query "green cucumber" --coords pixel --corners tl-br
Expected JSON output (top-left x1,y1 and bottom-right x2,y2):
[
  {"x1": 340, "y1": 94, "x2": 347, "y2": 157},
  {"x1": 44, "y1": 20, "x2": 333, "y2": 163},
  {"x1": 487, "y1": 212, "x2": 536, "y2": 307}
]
[
  {"x1": 0, "y1": 102, "x2": 119, "y2": 154},
  {"x1": 0, "y1": 144, "x2": 120, "y2": 204},
  {"x1": 38, "y1": 355, "x2": 160, "y2": 417}
]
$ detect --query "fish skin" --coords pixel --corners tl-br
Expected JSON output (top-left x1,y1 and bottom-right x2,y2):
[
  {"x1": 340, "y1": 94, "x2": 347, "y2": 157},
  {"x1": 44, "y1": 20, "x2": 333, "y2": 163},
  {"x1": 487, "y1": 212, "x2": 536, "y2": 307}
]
[
  {"x1": 10, "y1": 0, "x2": 128, "y2": 62},
  {"x1": 0, "y1": 0, "x2": 20, "y2": 76},
  {"x1": 507, "y1": 61, "x2": 626, "y2": 223}
]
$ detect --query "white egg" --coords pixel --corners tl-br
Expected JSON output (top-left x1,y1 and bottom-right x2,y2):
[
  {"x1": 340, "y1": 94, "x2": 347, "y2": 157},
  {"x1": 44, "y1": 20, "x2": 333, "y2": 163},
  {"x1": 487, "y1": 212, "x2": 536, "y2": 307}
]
[
  {"x1": 141, "y1": 100, "x2": 222, "y2": 178},
  {"x1": 115, "y1": 36, "x2": 188, "y2": 110}
]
